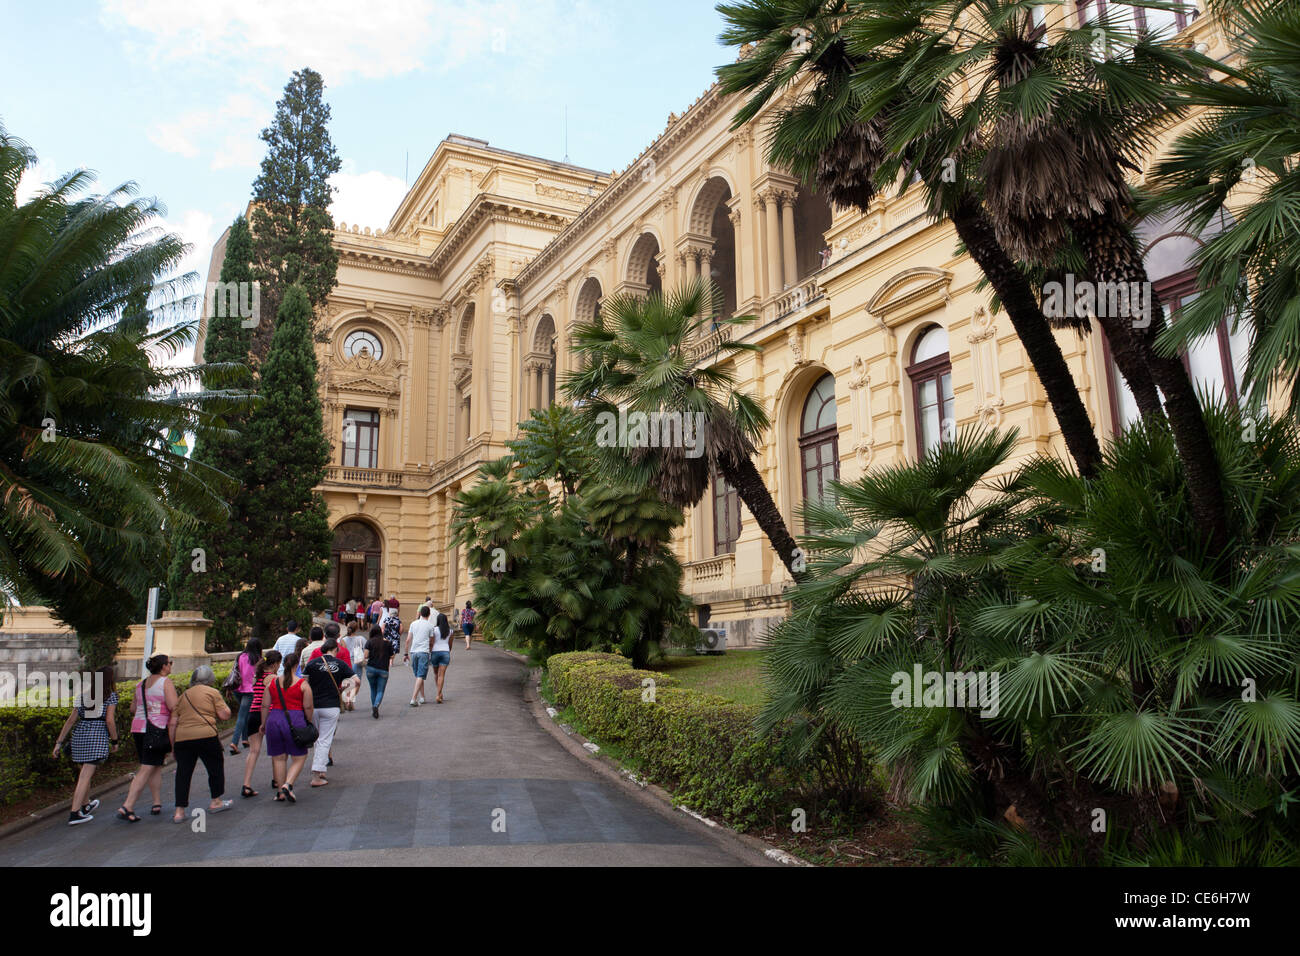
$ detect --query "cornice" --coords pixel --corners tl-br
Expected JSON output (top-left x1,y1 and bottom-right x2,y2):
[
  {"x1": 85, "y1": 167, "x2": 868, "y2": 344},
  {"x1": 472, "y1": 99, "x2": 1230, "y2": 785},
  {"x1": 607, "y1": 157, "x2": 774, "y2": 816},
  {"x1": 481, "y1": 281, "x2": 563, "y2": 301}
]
[
  {"x1": 429, "y1": 193, "x2": 572, "y2": 278},
  {"x1": 514, "y1": 82, "x2": 730, "y2": 289}
]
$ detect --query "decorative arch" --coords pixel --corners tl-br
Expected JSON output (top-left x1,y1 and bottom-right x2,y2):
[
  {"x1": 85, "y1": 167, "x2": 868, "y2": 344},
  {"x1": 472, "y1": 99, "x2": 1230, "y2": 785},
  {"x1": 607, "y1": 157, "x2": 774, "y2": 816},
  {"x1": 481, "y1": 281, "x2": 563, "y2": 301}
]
[
  {"x1": 575, "y1": 276, "x2": 603, "y2": 326},
  {"x1": 333, "y1": 312, "x2": 406, "y2": 365},
  {"x1": 688, "y1": 173, "x2": 737, "y2": 234},
  {"x1": 531, "y1": 313, "x2": 557, "y2": 353},
  {"x1": 328, "y1": 515, "x2": 387, "y2": 612},
  {"x1": 456, "y1": 303, "x2": 476, "y2": 354},
  {"x1": 624, "y1": 231, "x2": 663, "y2": 295}
]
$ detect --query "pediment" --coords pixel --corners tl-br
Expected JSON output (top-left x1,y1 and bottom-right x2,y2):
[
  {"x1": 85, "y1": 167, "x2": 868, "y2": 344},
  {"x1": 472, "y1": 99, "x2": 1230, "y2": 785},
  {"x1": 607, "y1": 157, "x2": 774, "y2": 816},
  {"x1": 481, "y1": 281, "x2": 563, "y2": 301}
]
[
  {"x1": 330, "y1": 375, "x2": 398, "y2": 396},
  {"x1": 867, "y1": 267, "x2": 953, "y2": 327}
]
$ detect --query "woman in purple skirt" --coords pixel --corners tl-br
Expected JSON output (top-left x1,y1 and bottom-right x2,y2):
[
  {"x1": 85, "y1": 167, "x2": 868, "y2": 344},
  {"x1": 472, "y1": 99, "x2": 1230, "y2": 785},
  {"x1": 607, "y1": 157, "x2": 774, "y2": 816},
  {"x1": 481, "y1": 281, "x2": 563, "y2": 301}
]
[{"x1": 262, "y1": 652, "x2": 315, "y2": 803}]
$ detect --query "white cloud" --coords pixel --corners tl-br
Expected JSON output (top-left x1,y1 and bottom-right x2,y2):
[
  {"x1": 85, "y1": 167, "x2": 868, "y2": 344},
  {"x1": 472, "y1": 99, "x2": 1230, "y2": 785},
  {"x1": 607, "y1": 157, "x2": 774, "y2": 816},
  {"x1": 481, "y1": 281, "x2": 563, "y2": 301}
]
[
  {"x1": 148, "y1": 93, "x2": 265, "y2": 171},
  {"x1": 98, "y1": 0, "x2": 610, "y2": 81},
  {"x1": 15, "y1": 156, "x2": 62, "y2": 204},
  {"x1": 330, "y1": 163, "x2": 410, "y2": 230}
]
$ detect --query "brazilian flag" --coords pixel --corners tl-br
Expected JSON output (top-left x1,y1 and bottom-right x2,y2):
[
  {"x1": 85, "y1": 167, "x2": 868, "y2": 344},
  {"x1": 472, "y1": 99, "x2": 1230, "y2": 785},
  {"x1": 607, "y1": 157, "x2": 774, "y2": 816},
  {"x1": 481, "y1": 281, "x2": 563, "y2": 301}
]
[{"x1": 166, "y1": 427, "x2": 189, "y2": 457}]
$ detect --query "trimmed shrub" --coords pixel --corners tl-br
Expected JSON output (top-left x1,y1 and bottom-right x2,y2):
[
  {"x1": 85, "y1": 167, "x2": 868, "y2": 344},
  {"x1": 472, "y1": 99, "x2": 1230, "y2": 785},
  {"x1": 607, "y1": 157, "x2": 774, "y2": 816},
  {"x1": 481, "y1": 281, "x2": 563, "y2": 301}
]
[
  {"x1": 547, "y1": 652, "x2": 628, "y2": 707},
  {"x1": 548, "y1": 652, "x2": 788, "y2": 830},
  {"x1": 0, "y1": 662, "x2": 234, "y2": 807}
]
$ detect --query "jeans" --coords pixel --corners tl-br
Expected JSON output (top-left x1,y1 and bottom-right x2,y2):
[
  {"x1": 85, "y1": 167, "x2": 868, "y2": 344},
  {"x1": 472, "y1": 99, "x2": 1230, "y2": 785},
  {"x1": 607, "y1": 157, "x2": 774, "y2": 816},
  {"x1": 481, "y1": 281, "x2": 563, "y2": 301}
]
[
  {"x1": 366, "y1": 666, "x2": 389, "y2": 708},
  {"x1": 311, "y1": 707, "x2": 340, "y2": 772},
  {"x1": 231, "y1": 691, "x2": 254, "y2": 744},
  {"x1": 174, "y1": 736, "x2": 224, "y2": 807}
]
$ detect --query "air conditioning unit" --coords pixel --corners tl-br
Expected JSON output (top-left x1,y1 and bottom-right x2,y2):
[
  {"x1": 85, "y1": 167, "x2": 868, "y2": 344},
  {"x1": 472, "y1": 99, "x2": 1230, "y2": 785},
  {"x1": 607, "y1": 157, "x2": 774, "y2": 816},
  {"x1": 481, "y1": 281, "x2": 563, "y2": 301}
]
[{"x1": 696, "y1": 626, "x2": 727, "y2": 655}]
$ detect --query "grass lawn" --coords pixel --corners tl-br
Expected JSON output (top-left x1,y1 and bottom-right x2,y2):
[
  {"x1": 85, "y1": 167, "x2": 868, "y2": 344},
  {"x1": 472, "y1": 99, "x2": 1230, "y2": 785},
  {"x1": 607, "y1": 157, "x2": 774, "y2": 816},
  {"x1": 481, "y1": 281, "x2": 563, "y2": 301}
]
[{"x1": 652, "y1": 648, "x2": 766, "y2": 708}]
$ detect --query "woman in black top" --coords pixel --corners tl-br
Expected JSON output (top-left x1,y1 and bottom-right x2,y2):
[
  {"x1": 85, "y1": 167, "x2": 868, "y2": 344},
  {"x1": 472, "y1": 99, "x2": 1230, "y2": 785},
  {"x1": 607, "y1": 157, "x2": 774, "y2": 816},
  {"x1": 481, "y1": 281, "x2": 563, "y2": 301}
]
[{"x1": 364, "y1": 624, "x2": 393, "y2": 719}]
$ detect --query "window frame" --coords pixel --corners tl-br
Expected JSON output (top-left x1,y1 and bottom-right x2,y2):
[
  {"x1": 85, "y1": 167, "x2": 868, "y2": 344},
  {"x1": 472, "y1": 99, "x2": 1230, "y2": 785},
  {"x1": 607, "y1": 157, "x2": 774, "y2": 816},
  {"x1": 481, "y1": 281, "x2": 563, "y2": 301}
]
[
  {"x1": 711, "y1": 471, "x2": 742, "y2": 556},
  {"x1": 1077, "y1": 0, "x2": 1199, "y2": 33},
  {"x1": 798, "y1": 374, "x2": 841, "y2": 511},
  {"x1": 907, "y1": 338, "x2": 954, "y2": 461},
  {"x1": 341, "y1": 408, "x2": 380, "y2": 469}
]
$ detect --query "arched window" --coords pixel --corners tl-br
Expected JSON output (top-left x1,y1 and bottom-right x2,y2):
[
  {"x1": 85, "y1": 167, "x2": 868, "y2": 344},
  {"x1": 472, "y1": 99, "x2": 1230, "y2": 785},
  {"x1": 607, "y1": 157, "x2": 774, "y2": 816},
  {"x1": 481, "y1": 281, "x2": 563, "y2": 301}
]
[
  {"x1": 1105, "y1": 228, "x2": 1251, "y2": 432},
  {"x1": 799, "y1": 374, "x2": 839, "y2": 509},
  {"x1": 712, "y1": 470, "x2": 741, "y2": 555},
  {"x1": 908, "y1": 325, "x2": 953, "y2": 459}
]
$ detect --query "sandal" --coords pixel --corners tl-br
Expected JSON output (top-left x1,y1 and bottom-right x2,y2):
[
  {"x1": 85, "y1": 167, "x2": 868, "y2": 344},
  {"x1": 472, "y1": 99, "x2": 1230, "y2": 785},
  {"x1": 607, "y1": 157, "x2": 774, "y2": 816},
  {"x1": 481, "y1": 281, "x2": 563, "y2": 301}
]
[
  {"x1": 116, "y1": 807, "x2": 141, "y2": 823},
  {"x1": 150, "y1": 805, "x2": 162, "y2": 816},
  {"x1": 311, "y1": 777, "x2": 329, "y2": 788},
  {"x1": 279, "y1": 784, "x2": 296, "y2": 803},
  {"x1": 241, "y1": 785, "x2": 258, "y2": 798},
  {"x1": 274, "y1": 789, "x2": 286, "y2": 802}
]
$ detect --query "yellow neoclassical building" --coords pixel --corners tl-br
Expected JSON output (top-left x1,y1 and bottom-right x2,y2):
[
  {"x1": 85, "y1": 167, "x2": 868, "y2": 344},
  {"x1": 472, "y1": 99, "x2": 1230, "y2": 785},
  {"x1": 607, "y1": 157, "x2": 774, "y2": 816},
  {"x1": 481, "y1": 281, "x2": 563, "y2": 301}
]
[{"x1": 200, "y1": 7, "x2": 1248, "y2": 644}]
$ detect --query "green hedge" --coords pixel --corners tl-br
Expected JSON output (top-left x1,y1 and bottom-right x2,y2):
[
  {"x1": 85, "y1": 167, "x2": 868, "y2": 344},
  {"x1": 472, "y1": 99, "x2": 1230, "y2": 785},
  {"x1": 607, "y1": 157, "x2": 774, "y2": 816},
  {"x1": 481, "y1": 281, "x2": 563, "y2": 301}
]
[
  {"x1": 0, "y1": 662, "x2": 235, "y2": 807},
  {"x1": 545, "y1": 651, "x2": 788, "y2": 830},
  {"x1": 547, "y1": 652, "x2": 629, "y2": 707}
]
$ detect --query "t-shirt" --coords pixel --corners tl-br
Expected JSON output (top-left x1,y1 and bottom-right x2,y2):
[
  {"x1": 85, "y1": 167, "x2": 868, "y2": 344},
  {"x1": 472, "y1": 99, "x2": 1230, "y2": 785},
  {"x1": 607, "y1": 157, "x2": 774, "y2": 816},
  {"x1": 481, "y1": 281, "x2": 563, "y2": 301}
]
[
  {"x1": 308, "y1": 643, "x2": 352, "y2": 668},
  {"x1": 174, "y1": 685, "x2": 226, "y2": 743},
  {"x1": 408, "y1": 617, "x2": 437, "y2": 655},
  {"x1": 343, "y1": 634, "x2": 367, "y2": 664},
  {"x1": 236, "y1": 652, "x2": 258, "y2": 693},
  {"x1": 272, "y1": 632, "x2": 301, "y2": 675},
  {"x1": 303, "y1": 655, "x2": 355, "y2": 709},
  {"x1": 431, "y1": 618, "x2": 451, "y2": 653},
  {"x1": 346, "y1": 600, "x2": 357, "y2": 613},
  {"x1": 385, "y1": 597, "x2": 399, "y2": 610},
  {"x1": 369, "y1": 600, "x2": 383, "y2": 619},
  {"x1": 365, "y1": 635, "x2": 393, "y2": 671}
]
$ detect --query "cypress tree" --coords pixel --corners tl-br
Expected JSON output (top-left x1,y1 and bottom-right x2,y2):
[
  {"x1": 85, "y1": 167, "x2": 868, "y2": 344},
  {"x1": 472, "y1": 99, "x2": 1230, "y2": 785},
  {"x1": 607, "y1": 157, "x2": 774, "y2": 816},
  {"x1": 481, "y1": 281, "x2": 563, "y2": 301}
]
[
  {"x1": 165, "y1": 216, "x2": 256, "y2": 646},
  {"x1": 241, "y1": 284, "x2": 332, "y2": 640},
  {"x1": 250, "y1": 67, "x2": 341, "y2": 359}
]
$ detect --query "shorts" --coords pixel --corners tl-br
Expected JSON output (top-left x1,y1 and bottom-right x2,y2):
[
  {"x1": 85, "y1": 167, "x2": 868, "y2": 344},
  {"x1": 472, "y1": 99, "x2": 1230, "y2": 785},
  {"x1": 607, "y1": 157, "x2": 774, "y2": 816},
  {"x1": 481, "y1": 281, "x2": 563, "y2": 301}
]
[
  {"x1": 410, "y1": 652, "x2": 429, "y2": 678},
  {"x1": 462, "y1": 622, "x2": 475, "y2": 636},
  {"x1": 430, "y1": 651, "x2": 450, "y2": 668},
  {"x1": 246, "y1": 711, "x2": 263, "y2": 736},
  {"x1": 265, "y1": 710, "x2": 308, "y2": 757},
  {"x1": 133, "y1": 732, "x2": 166, "y2": 767}
]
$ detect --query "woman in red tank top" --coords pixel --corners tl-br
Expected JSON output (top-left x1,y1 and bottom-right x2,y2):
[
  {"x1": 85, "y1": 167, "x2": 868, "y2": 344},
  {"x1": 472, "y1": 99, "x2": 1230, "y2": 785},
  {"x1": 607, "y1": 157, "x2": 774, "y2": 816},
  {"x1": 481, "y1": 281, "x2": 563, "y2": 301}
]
[{"x1": 261, "y1": 652, "x2": 315, "y2": 803}]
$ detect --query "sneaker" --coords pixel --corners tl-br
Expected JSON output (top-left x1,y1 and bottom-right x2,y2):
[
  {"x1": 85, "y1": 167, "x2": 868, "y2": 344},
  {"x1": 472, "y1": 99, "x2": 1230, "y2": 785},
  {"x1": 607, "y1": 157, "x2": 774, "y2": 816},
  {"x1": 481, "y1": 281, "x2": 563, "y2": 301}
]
[
  {"x1": 417, "y1": 695, "x2": 426, "y2": 705},
  {"x1": 409, "y1": 700, "x2": 419, "y2": 707},
  {"x1": 372, "y1": 707, "x2": 379, "y2": 719},
  {"x1": 82, "y1": 798, "x2": 100, "y2": 814},
  {"x1": 68, "y1": 810, "x2": 93, "y2": 826}
]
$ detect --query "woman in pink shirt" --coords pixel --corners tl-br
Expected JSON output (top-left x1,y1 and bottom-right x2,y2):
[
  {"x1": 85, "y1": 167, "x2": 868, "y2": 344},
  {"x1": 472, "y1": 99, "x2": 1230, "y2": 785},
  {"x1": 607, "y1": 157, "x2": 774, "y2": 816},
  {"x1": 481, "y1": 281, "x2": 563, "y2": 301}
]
[
  {"x1": 117, "y1": 654, "x2": 178, "y2": 821},
  {"x1": 229, "y1": 638, "x2": 262, "y2": 755}
]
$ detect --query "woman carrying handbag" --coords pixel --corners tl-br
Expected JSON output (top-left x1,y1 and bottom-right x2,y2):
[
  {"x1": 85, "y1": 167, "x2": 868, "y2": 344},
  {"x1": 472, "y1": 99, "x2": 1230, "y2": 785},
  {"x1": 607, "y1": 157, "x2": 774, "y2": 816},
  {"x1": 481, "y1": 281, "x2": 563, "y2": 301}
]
[
  {"x1": 262, "y1": 651, "x2": 315, "y2": 803},
  {"x1": 117, "y1": 654, "x2": 177, "y2": 822}
]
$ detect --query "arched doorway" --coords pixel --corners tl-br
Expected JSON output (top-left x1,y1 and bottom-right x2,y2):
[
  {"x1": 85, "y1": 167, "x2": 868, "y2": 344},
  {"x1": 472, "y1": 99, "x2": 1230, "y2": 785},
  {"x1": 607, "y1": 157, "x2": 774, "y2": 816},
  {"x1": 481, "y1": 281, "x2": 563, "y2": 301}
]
[
  {"x1": 626, "y1": 232, "x2": 662, "y2": 297},
  {"x1": 689, "y1": 176, "x2": 737, "y2": 320},
  {"x1": 328, "y1": 519, "x2": 383, "y2": 613},
  {"x1": 793, "y1": 189, "x2": 834, "y2": 279}
]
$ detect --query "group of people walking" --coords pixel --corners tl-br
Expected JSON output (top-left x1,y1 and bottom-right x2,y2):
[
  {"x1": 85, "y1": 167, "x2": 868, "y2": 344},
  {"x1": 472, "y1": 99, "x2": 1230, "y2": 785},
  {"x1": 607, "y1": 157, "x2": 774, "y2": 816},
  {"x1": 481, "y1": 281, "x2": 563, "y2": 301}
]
[{"x1": 54, "y1": 598, "x2": 473, "y2": 825}]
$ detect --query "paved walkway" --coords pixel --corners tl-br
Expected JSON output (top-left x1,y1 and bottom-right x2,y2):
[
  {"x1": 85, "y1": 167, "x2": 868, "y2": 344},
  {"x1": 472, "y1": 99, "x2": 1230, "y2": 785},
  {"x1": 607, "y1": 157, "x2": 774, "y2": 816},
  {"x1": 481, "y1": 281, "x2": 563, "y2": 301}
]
[{"x1": 0, "y1": 644, "x2": 759, "y2": 866}]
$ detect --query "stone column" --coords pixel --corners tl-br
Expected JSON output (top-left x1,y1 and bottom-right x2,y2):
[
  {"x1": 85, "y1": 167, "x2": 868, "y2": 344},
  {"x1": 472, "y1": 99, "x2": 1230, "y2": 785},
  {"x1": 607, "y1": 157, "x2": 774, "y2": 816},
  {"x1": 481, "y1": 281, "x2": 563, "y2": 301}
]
[
  {"x1": 763, "y1": 191, "x2": 783, "y2": 296},
  {"x1": 781, "y1": 190, "x2": 798, "y2": 289}
]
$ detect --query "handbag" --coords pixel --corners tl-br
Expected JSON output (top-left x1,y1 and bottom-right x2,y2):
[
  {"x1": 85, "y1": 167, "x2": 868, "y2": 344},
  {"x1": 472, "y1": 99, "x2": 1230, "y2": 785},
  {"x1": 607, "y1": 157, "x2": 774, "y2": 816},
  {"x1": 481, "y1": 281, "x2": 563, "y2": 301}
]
[
  {"x1": 221, "y1": 655, "x2": 243, "y2": 703},
  {"x1": 138, "y1": 679, "x2": 172, "y2": 756},
  {"x1": 317, "y1": 655, "x2": 346, "y2": 715},
  {"x1": 275, "y1": 679, "x2": 319, "y2": 747}
]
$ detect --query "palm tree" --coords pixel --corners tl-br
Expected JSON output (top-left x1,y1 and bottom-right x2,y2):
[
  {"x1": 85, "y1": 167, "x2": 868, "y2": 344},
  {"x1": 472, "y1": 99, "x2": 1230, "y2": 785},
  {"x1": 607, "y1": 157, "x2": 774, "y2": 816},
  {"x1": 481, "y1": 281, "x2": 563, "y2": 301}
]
[
  {"x1": 842, "y1": 0, "x2": 1229, "y2": 552},
  {"x1": 0, "y1": 126, "x2": 244, "y2": 659},
  {"x1": 715, "y1": 0, "x2": 1105, "y2": 478},
  {"x1": 563, "y1": 279, "x2": 805, "y2": 576},
  {"x1": 1148, "y1": 0, "x2": 1300, "y2": 417}
]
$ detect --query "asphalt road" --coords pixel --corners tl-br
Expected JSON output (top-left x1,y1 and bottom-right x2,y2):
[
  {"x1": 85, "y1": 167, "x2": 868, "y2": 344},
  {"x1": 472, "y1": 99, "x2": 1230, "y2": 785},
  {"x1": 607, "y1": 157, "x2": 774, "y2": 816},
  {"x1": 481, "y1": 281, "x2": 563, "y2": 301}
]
[{"x1": 0, "y1": 643, "x2": 759, "y2": 866}]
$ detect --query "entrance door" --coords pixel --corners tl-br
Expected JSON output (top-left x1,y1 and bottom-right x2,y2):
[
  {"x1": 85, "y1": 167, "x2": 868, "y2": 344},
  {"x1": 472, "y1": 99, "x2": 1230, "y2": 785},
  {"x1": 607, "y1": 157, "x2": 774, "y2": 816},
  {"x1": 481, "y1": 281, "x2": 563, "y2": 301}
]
[{"x1": 329, "y1": 520, "x2": 382, "y2": 613}]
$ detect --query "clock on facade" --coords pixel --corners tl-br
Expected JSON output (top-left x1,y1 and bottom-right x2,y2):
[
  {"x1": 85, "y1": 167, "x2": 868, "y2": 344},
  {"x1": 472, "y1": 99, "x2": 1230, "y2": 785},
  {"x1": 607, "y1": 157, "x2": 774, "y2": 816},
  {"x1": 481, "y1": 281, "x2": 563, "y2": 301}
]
[{"x1": 343, "y1": 330, "x2": 383, "y2": 360}]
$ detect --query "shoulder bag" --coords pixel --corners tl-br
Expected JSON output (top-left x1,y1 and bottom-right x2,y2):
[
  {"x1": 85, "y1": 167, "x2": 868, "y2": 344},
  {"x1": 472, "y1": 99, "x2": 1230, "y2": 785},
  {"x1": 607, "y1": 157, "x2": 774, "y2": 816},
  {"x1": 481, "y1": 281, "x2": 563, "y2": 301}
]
[
  {"x1": 138, "y1": 678, "x2": 172, "y2": 755},
  {"x1": 275, "y1": 679, "x2": 319, "y2": 747}
]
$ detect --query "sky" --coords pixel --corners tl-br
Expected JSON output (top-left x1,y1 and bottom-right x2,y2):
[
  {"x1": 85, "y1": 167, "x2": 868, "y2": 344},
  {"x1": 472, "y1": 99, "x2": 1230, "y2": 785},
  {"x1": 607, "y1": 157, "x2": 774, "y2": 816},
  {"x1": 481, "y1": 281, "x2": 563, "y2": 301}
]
[{"x1": 2, "y1": 0, "x2": 738, "y2": 358}]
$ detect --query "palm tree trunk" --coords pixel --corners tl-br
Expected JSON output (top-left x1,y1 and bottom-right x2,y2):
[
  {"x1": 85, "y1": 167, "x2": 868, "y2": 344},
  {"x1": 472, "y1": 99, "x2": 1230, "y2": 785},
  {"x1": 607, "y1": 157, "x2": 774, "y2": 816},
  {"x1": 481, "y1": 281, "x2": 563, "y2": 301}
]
[
  {"x1": 950, "y1": 198, "x2": 1104, "y2": 478},
  {"x1": 1070, "y1": 213, "x2": 1229, "y2": 557},
  {"x1": 720, "y1": 455, "x2": 803, "y2": 577}
]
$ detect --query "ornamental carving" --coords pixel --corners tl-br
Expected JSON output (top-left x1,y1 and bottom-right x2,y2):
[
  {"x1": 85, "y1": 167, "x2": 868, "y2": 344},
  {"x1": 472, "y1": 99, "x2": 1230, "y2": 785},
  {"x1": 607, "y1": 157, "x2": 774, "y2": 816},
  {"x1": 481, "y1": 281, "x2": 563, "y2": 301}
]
[{"x1": 535, "y1": 181, "x2": 592, "y2": 204}]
